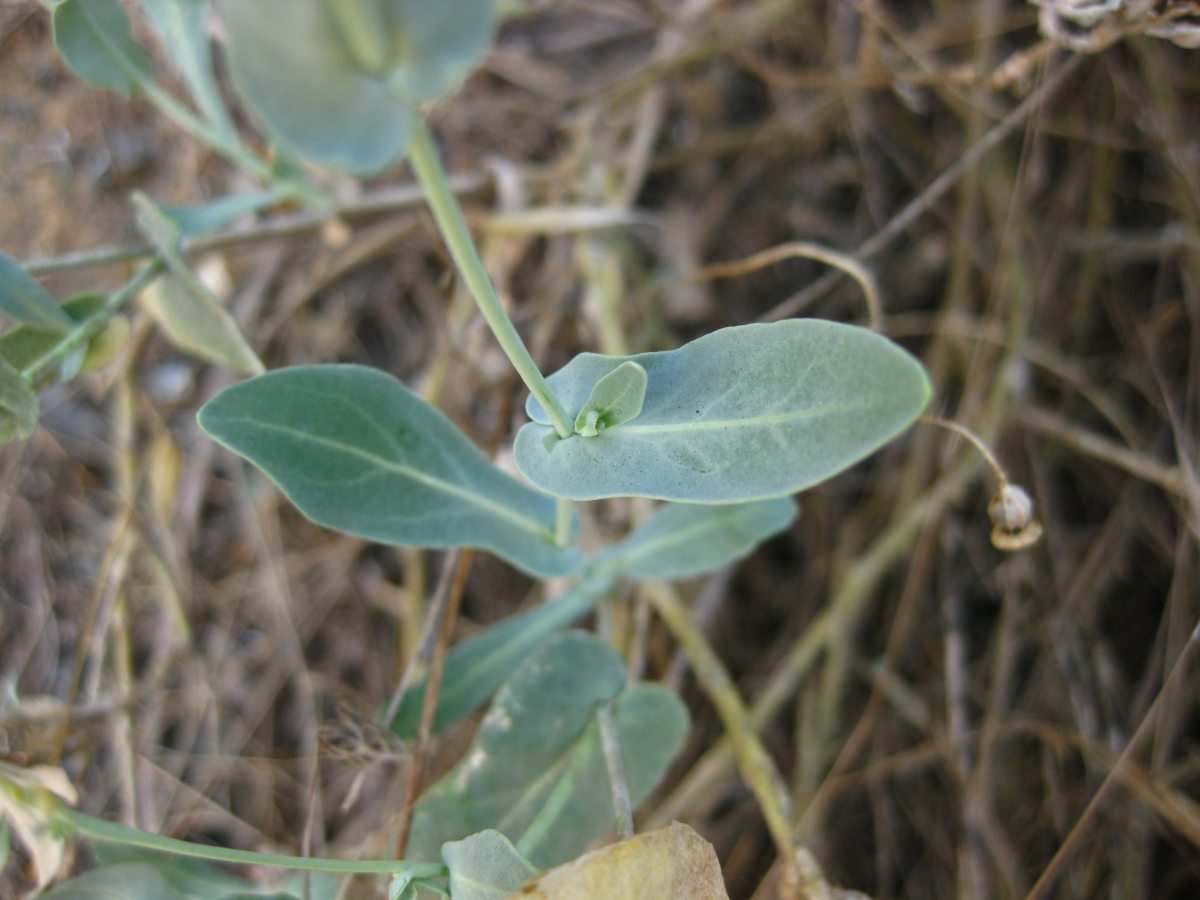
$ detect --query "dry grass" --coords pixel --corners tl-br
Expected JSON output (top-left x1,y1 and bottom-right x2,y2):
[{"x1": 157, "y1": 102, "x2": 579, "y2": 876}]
[{"x1": 2, "y1": 1, "x2": 1199, "y2": 897}]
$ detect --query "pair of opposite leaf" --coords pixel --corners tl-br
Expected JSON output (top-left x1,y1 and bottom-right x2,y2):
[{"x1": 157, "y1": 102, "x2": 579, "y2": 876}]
[{"x1": 199, "y1": 321, "x2": 931, "y2": 580}]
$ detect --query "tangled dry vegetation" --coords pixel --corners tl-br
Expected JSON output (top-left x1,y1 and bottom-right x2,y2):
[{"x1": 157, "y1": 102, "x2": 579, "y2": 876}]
[{"x1": 2, "y1": 1, "x2": 1199, "y2": 897}]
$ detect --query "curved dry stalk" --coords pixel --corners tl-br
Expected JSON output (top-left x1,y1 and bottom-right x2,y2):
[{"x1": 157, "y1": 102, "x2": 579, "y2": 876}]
[
  {"x1": 642, "y1": 580, "x2": 836, "y2": 900},
  {"x1": 687, "y1": 241, "x2": 882, "y2": 331}
]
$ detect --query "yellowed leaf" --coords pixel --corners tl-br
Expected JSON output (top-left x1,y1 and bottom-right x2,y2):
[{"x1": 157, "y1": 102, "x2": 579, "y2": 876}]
[
  {"x1": 505, "y1": 822, "x2": 728, "y2": 900},
  {"x1": 148, "y1": 428, "x2": 181, "y2": 523}
]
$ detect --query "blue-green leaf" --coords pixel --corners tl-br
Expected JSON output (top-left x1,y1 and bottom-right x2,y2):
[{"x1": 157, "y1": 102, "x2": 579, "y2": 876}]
[
  {"x1": 217, "y1": 0, "x2": 492, "y2": 173},
  {"x1": 47, "y1": 0, "x2": 156, "y2": 97},
  {"x1": 198, "y1": 365, "x2": 582, "y2": 578},
  {"x1": 0, "y1": 293, "x2": 117, "y2": 386},
  {"x1": 139, "y1": 0, "x2": 239, "y2": 141},
  {"x1": 40, "y1": 863, "x2": 190, "y2": 900},
  {"x1": 389, "y1": 576, "x2": 610, "y2": 738},
  {"x1": 89, "y1": 845, "x2": 338, "y2": 899},
  {"x1": 441, "y1": 831, "x2": 537, "y2": 900},
  {"x1": 376, "y1": 2, "x2": 495, "y2": 103},
  {"x1": 90, "y1": 844, "x2": 338, "y2": 899},
  {"x1": 408, "y1": 632, "x2": 689, "y2": 869},
  {"x1": 517, "y1": 320, "x2": 931, "y2": 502},
  {"x1": 597, "y1": 497, "x2": 798, "y2": 582},
  {"x1": 574, "y1": 360, "x2": 647, "y2": 437},
  {"x1": 159, "y1": 191, "x2": 285, "y2": 237},
  {"x1": 0, "y1": 357, "x2": 38, "y2": 444},
  {"x1": 0, "y1": 250, "x2": 73, "y2": 331}
]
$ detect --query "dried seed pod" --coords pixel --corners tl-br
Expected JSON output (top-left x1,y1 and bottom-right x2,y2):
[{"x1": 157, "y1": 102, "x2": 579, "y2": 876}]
[{"x1": 988, "y1": 483, "x2": 1043, "y2": 551}]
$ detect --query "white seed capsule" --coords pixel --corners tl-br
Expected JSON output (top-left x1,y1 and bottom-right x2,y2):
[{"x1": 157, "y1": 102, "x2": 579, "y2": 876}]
[{"x1": 988, "y1": 483, "x2": 1042, "y2": 551}]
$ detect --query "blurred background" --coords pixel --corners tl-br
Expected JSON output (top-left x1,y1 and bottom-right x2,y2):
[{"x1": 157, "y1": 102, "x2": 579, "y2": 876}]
[{"x1": 1, "y1": 1, "x2": 1198, "y2": 897}]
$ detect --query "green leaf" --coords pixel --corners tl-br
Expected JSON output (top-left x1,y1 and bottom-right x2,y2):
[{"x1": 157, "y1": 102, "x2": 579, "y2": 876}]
[
  {"x1": 0, "y1": 817, "x2": 10, "y2": 875},
  {"x1": 390, "y1": 576, "x2": 610, "y2": 738},
  {"x1": 216, "y1": 0, "x2": 492, "y2": 173},
  {"x1": 0, "y1": 357, "x2": 38, "y2": 444},
  {"x1": 389, "y1": 502, "x2": 792, "y2": 737},
  {"x1": 41, "y1": 863, "x2": 190, "y2": 900},
  {"x1": 0, "y1": 249, "x2": 73, "y2": 331},
  {"x1": 47, "y1": 0, "x2": 156, "y2": 97},
  {"x1": 597, "y1": 497, "x2": 798, "y2": 582},
  {"x1": 408, "y1": 631, "x2": 689, "y2": 869},
  {"x1": 198, "y1": 365, "x2": 582, "y2": 578},
  {"x1": 217, "y1": 0, "x2": 412, "y2": 173},
  {"x1": 442, "y1": 831, "x2": 538, "y2": 900},
  {"x1": 159, "y1": 191, "x2": 285, "y2": 237},
  {"x1": 91, "y1": 844, "x2": 338, "y2": 899},
  {"x1": 573, "y1": 360, "x2": 647, "y2": 437},
  {"x1": 134, "y1": 193, "x2": 264, "y2": 375},
  {"x1": 0, "y1": 293, "x2": 114, "y2": 385},
  {"x1": 376, "y1": 2, "x2": 495, "y2": 103},
  {"x1": 517, "y1": 320, "x2": 931, "y2": 502},
  {"x1": 511, "y1": 822, "x2": 729, "y2": 900},
  {"x1": 140, "y1": 0, "x2": 239, "y2": 141}
]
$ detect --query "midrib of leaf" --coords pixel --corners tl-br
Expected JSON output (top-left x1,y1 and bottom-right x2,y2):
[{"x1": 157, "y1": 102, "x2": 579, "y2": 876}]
[
  {"x1": 511, "y1": 721, "x2": 600, "y2": 858},
  {"x1": 219, "y1": 416, "x2": 554, "y2": 541},
  {"x1": 614, "y1": 399, "x2": 869, "y2": 436}
]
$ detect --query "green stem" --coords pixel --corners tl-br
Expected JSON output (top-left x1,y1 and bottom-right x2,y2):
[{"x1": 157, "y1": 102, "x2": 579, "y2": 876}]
[
  {"x1": 21, "y1": 261, "x2": 165, "y2": 383},
  {"x1": 642, "y1": 583, "x2": 800, "y2": 863},
  {"x1": 63, "y1": 808, "x2": 448, "y2": 879},
  {"x1": 555, "y1": 498, "x2": 573, "y2": 547},
  {"x1": 407, "y1": 119, "x2": 574, "y2": 439}
]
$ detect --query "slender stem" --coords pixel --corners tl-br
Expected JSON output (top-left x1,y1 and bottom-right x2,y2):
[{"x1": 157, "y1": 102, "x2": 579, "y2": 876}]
[
  {"x1": 24, "y1": 174, "x2": 492, "y2": 276},
  {"x1": 555, "y1": 498, "x2": 573, "y2": 547},
  {"x1": 138, "y1": 79, "x2": 271, "y2": 180},
  {"x1": 597, "y1": 705, "x2": 634, "y2": 840},
  {"x1": 407, "y1": 120, "x2": 574, "y2": 438},
  {"x1": 643, "y1": 582, "x2": 796, "y2": 850},
  {"x1": 22, "y1": 261, "x2": 165, "y2": 383},
  {"x1": 63, "y1": 809, "x2": 447, "y2": 879}
]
